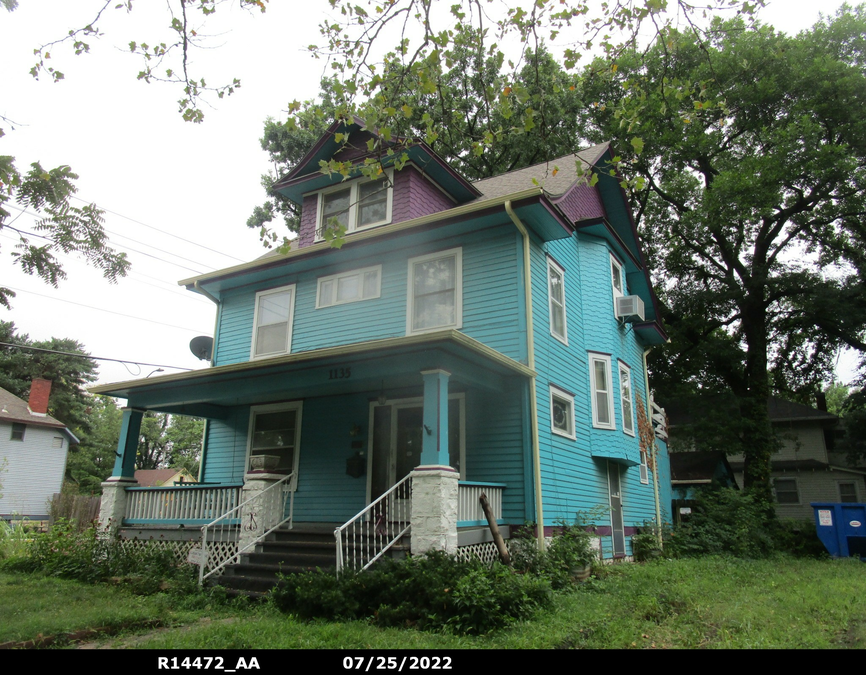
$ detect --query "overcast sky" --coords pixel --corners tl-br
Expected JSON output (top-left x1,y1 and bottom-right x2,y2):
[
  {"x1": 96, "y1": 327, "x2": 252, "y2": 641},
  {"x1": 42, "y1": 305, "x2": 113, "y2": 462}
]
[{"x1": 0, "y1": 0, "x2": 857, "y2": 389}]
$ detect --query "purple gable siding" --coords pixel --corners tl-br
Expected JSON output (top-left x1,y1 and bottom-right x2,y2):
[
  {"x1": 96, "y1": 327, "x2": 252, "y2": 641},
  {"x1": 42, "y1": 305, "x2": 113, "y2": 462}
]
[
  {"x1": 293, "y1": 165, "x2": 454, "y2": 249},
  {"x1": 392, "y1": 165, "x2": 454, "y2": 222},
  {"x1": 553, "y1": 183, "x2": 605, "y2": 223},
  {"x1": 296, "y1": 194, "x2": 318, "y2": 248}
]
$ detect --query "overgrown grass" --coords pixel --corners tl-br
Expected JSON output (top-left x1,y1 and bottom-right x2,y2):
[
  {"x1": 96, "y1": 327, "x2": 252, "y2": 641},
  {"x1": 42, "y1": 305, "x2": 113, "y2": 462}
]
[
  {"x1": 57, "y1": 556, "x2": 866, "y2": 649},
  {"x1": 0, "y1": 572, "x2": 231, "y2": 645}
]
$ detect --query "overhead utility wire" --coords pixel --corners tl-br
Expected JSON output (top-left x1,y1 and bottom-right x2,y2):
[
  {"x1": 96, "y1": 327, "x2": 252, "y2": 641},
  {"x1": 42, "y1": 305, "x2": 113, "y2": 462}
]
[
  {"x1": 0, "y1": 342, "x2": 193, "y2": 371},
  {"x1": 2, "y1": 208, "x2": 207, "y2": 275},
  {"x1": 70, "y1": 195, "x2": 247, "y2": 263},
  {"x1": 5, "y1": 286, "x2": 207, "y2": 334}
]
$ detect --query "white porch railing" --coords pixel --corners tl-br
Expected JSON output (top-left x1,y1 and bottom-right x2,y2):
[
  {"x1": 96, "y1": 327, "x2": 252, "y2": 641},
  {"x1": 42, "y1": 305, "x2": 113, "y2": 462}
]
[
  {"x1": 457, "y1": 482, "x2": 505, "y2": 525},
  {"x1": 335, "y1": 474, "x2": 412, "y2": 575},
  {"x1": 125, "y1": 484, "x2": 241, "y2": 525},
  {"x1": 650, "y1": 395, "x2": 668, "y2": 441},
  {"x1": 197, "y1": 473, "x2": 295, "y2": 584}
]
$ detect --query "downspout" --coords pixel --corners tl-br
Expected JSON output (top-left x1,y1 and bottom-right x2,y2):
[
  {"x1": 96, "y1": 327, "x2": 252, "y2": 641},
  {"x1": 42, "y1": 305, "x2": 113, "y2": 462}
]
[
  {"x1": 194, "y1": 280, "x2": 221, "y2": 483},
  {"x1": 643, "y1": 347, "x2": 663, "y2": 547},
  {"x1": 505, "y1": 201, "x2": 545, "y2": 552}
]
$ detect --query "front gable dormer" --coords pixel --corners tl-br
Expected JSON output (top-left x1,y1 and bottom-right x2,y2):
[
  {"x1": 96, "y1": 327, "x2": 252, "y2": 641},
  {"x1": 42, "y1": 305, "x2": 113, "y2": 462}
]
[{"x1": 273, "y1": 118, "x2": 481, "y2": 249}]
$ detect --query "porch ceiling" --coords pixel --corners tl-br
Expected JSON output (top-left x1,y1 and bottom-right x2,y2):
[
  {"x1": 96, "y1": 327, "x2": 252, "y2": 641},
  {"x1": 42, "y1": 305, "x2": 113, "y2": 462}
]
[{"x1": 90, "y1": 330, "x2": 534, "y2": 417}]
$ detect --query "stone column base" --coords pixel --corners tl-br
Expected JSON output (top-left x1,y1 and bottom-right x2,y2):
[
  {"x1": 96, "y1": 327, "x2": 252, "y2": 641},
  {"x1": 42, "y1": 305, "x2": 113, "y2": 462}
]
[
  {"x1": 410, "y1": 465, "x2": 459, "y2": 555},
  {"x1": 99, "y1": 477, "x2": 138, "y2": 534},
  {"x1": 238, "y1": 475, "x2": 286, "y2": 553}
]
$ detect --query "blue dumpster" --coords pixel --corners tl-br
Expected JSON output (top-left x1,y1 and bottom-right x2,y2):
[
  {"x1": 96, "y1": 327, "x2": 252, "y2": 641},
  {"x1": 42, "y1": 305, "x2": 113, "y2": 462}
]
[{"x1": 812, "y1": 503, "x2": 866, "y2": 559}]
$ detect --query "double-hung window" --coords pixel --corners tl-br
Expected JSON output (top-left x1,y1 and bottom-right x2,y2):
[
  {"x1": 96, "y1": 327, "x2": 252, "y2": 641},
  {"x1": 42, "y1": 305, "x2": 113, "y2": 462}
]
[
  {"x1": 317, "y1": 265, "x2": 382, "y2": 308},
  {"x1": 251, "y1": 284, "x2": 296, "y2": 360},
  {"x1": 773, "y1": 477, "x2": 800, "y2": 504},
  {"x1": 407, "y1": 248, "x2": 462, "y2": 335},
  {"x1": 839, "y1": 481, "x2": 859, "y2": 503},
  {"x1": 10, "y1": 423, "x2": 25, "y2": 441},
  {"x1": 317, "y1": 170, "x2": 393, "y2": 239},
  {"x1": 611, "y1": 255, "x2": 624, "y2": 316},
  {"x1": 619, "y1": 362, "x2": 635, "y2": 437},
  {"x1": 550, "y1": 385, "x2": 575, "y2": 439},
  {"x1": 589, "y1": 353, "x2": 615, "y2": 429},
  {"x1": 547, "y1": 258, "x2": 567, "y2": 344}
]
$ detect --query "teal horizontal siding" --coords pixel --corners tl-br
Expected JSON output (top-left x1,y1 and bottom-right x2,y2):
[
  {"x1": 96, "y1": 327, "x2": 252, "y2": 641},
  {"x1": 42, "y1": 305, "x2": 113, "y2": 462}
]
[{"x1": 212, "y1": 226, "x2": 523, "y2": 366}]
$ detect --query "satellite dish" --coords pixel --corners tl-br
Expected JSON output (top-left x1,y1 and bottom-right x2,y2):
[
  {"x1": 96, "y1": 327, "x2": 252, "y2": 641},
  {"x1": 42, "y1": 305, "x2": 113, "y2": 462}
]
[{"x1": 189, "y1": 336, "x2": 214, "y2": 361}]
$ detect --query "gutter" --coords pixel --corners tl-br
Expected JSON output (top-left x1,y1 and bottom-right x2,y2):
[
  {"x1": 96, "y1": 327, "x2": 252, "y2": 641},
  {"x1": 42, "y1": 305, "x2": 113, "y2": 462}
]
[
  {"x1": 505, "y1": 200, "x2": 545, "y2": 552},
  {"x1": 179, "y1": 188, "x2": 546, "y2": 290}
]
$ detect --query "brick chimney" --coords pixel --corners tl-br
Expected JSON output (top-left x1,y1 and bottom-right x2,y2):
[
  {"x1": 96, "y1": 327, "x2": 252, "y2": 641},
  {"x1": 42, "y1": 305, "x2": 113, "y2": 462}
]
[{"x1": 28, "y1": 378, "x2": 52, "y2": 416}]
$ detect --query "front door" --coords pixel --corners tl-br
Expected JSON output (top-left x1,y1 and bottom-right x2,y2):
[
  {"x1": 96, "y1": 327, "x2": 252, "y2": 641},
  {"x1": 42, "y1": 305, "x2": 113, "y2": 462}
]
[{"x1": 368, "y1": 396, "x2": 464, "y2": 503}]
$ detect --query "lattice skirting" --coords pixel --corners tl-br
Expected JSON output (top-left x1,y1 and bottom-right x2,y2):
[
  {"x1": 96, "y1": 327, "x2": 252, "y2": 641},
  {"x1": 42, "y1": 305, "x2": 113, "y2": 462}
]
[
  {"x1": 455, "y1": 540, "x2": 509, "y2": 565},
  {"x1": 117, "y1": 538, "x2": 199, "y2": 566}
]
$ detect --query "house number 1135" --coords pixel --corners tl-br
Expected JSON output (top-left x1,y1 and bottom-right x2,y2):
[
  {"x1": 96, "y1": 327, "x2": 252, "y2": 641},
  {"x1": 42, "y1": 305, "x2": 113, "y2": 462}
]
[{"x1": 329, "y1": 367, "x2": 351, "y2": 380}]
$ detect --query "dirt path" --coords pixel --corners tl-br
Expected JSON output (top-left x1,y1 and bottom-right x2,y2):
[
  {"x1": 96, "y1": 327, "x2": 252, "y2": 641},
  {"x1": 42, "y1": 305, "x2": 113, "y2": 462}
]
[{"x1": 75, "y1": 617, "x2": 239, "y2": 649}]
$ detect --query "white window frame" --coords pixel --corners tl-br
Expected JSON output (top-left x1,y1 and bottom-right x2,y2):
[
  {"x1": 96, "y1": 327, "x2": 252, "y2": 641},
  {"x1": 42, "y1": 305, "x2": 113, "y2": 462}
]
[
  {"x1": 406, "y1": 247, "x2": 463, "y2": 335},
  {"x1": 589, "y1": 353, "x2": 616, "y2": 430},
  {"x1": 316, "y1": 265, "x2": 382, "y2": 308},
  {"x1": 549, "y1": 385, "x2": 576, "y2": 440},
  {"x1": 838, "y1": 480, "x2": 859, "y2": 503},
  {"x1": 639, "y1": 448, "x2": 649, "y2": 484},
  {"x1": 773, "y1": 477, "x2": 800, "y2": 505},
  {"x1": 618, "y1": 361, "x2": 635, "y2": 437},
  {"x1": 611, "y1": 254, "x2": 624, "y2": 317},
  {"x1": 250, "y1": 284, "x2": 296, "y2": 360},
  {"x1": 315, "y1": 168, "x2": 394, "y2": 240},
  {"x1": 547, "y1": 257, "x2": 568, "y2": 345},
  {"x1": 245, "y1": 401, "x2": 303, "y2": 489}
]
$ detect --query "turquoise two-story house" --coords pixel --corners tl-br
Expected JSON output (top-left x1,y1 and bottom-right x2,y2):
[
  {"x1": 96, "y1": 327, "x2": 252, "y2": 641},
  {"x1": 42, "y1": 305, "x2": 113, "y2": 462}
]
[{"x1": 94, "y1": 119, "x2": 671, "y2": 579}]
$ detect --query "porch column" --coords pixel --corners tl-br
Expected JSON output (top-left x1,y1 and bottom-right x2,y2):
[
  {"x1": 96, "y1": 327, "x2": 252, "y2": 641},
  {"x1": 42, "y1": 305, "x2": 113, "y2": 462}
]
[
  {"x1": 420, "y1": 369, "x2": 450, "y2": 466},
  {"x1": 112, "y1": 407, "x2": 144, "y2": 479},
  {"x1": 99, "y1": 407, "x2": 144, "y2": 533},
  {"x1": 411, "y1": 369, "x2": 458, "y2": 555}
]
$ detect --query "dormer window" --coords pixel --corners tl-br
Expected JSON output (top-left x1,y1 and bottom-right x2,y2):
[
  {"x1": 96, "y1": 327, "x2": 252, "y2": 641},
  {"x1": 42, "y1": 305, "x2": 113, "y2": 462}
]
[{"x1": 316, "y1": 169, "x2": 394, "y2": 239}]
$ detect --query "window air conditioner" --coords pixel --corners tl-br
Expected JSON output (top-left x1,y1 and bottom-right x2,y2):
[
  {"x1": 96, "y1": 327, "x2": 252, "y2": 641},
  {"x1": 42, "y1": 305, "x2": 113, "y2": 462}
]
[{"x1": 615, "y1": 295, "x2": 645, "y2": 322}]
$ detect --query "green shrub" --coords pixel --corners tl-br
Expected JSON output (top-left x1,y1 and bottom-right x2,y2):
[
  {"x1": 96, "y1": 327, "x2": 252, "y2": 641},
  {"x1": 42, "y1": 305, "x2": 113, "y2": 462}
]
[
  {"x1": 665, "y1": 488, "x2": 776, "y2": 558},
  {"x1": 270, "y1": 551, "x2": 553, "y2": 635},
  {"x1": 772, "y1": 519, "x2": 828, "y2": 558},
  {"x1": 0, "y1": 519, "x2": 197, "y2": 593}
]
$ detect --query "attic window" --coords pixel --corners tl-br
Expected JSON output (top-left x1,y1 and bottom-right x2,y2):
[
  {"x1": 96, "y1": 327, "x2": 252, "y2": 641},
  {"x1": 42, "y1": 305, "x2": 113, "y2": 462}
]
[
  {"x1": 316, "y1": 169, "x2": 394, "y2": 239},
  {"x1": 10, "y1": 423, "x2": 25, "y2": 441}
]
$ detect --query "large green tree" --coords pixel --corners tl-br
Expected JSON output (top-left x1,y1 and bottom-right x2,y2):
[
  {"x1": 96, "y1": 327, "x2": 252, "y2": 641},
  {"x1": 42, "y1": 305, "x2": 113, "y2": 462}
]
[
  {"x1": 578, "y1": 9, "x2": 866, "y2": 498},
  {"x1": 0, "y1": 321, "x2": 98, "y2": 434}
]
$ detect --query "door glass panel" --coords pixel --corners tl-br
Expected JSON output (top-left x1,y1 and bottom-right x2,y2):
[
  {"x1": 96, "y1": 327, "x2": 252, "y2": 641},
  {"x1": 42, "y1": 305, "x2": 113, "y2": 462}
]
[
  {"x1": 395, "y1": 407, "x2": 424, "y2": 482},
  {"x1": 250, "y1": 409, "x2": 297, "y2": 472},
  {"x1": 371, "y1": 405, "x2": 392, "y2": 501}
]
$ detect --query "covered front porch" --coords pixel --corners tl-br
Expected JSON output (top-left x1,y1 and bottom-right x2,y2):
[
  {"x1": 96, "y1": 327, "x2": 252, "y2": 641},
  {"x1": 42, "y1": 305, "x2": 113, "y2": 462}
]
[{"x1": 93, "y1": 330, "x2": 533, "y2": 575}]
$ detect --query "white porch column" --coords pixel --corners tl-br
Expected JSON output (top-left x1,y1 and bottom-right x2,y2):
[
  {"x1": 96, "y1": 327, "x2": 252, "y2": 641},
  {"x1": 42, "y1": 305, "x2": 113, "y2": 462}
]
[{"x1": 238, "y1": 475, "x2": 284, "y2": 553}]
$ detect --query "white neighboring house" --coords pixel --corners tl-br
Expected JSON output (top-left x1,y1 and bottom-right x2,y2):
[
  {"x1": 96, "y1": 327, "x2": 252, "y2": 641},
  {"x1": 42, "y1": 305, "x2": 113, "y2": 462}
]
[{"x1": 0, "y1": 379, "x2": 79, "y2": 520}]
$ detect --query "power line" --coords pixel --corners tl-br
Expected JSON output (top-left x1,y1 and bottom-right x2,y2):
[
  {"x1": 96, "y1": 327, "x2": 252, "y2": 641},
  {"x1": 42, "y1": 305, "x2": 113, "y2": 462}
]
[
  {"x1": 70, "y1": 195, "x2": 248, "y2": 264},
  {"x1": 0, "y1": 341, "x2": 194, "y2": 371},
  {"x1": 5, "y1": 285, "x2": 209, "y2": 335},
  {"x1": 4, "y1": 205, "x2": 208, "y2": 275}
]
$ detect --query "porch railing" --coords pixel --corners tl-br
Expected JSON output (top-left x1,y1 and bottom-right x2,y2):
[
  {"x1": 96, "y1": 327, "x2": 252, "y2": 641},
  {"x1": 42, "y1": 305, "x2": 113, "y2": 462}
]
[
  {"x1": 197, "y1": 473, "x2": 295, "y2": 584},
  {"x1": 457, "y1": 482, "x2": 505, "y2": 526},
  {"x1": 650, "y1": 395, "x2": 668, "y2": 441},
  {"x1": 125, "y1": 484, "x2": 242, "y2": 525},
  {"x1": 335, "y1": 474, "x2": 412, "y2": 576}
]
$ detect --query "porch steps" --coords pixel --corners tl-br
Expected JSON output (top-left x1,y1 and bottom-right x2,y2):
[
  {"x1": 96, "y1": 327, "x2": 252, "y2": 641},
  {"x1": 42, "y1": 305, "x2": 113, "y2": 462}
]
[{"x1": 216, "y1": 524, "x2": 409, "y2": 598}]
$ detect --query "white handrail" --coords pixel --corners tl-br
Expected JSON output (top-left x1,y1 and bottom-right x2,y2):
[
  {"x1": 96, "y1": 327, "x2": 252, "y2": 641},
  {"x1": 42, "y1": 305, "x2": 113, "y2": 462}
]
[
  {"x1": 198, "y1": 473, "x2": 295, "y2": 584},
  {"x1": 335, "y1": 474, "x2": 412, "y2": 575}
]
